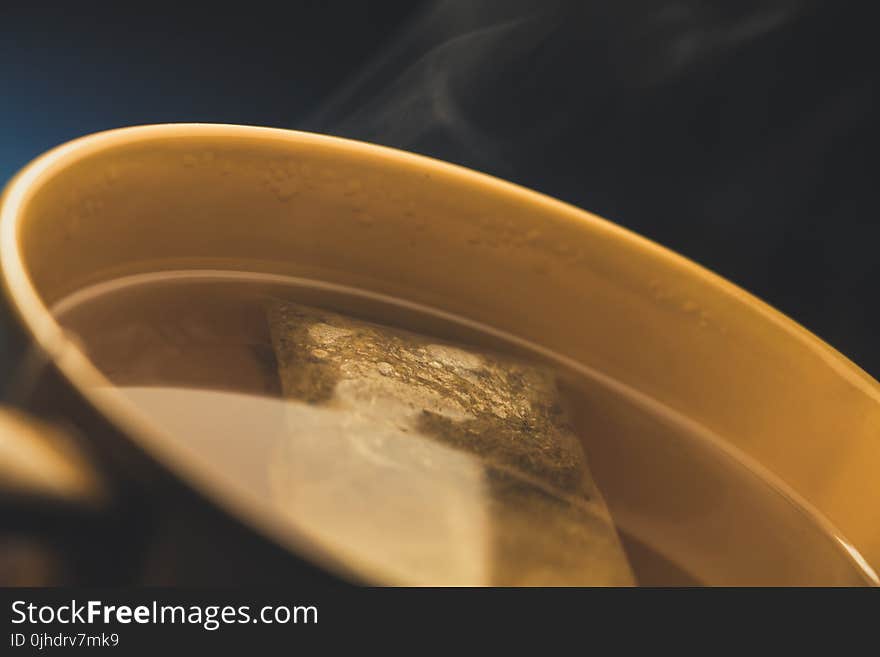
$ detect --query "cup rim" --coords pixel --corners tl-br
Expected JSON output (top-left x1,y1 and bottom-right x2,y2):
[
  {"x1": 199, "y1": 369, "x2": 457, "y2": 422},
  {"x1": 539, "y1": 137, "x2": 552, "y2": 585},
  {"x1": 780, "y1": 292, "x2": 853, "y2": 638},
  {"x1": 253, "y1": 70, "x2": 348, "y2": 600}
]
[
  {"x1": 5, "y1": 124, "x2": 878, "y2": 392},
  {"x1": 3, "y1": 123, "x2": 879, "y2": 584}
]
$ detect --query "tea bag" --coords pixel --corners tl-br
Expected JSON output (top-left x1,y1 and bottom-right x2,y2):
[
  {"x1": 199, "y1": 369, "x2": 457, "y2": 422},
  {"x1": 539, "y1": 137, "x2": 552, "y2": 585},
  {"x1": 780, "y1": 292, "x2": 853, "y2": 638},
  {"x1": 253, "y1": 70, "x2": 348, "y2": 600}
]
[{"x1": 267, "y1": 300, "x2": 635, "y2": 586}]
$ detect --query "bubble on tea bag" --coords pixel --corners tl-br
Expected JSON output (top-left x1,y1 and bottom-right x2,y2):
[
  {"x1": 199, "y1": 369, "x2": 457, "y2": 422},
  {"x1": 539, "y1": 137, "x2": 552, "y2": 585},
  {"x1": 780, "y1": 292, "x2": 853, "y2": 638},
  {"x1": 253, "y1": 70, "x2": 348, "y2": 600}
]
[{"x1": 266, "y1": 300, "x2": 635, "y2": 586}]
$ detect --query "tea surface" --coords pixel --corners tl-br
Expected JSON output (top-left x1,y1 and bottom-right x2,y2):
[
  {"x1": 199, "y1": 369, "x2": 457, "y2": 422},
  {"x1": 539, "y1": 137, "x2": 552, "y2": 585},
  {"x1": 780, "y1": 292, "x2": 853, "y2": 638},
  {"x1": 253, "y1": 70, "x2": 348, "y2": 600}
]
[{"x1": 52, "y1": 270, "x2": 873, "y2": 585}]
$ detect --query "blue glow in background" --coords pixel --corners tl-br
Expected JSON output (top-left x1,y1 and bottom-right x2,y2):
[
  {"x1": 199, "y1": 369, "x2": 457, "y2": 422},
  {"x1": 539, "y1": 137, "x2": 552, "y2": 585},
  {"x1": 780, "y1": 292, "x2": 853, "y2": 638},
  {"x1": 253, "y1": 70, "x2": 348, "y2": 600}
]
[{"x1": 0, "y1": 3, "x2": 415, "y2": 181}]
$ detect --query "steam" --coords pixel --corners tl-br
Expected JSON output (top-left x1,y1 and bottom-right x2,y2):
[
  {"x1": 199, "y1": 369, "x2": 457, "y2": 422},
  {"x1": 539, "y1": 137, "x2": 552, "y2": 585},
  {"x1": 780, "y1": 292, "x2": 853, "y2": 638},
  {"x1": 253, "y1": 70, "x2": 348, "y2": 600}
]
[
  {"x1": 306, "y1": 0, "x2": 560, "y2": 173},
  {"x1": 306, "y1": 0, "x2": 816, "y2": 176}
]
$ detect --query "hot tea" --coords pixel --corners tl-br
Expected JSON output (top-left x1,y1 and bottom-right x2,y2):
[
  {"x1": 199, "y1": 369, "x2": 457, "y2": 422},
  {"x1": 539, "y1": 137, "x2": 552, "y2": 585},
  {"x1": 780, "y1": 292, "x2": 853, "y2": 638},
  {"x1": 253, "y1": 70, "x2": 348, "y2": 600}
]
[{"x1": 52, "y1": 270, "x2": 872, "y2": 585}]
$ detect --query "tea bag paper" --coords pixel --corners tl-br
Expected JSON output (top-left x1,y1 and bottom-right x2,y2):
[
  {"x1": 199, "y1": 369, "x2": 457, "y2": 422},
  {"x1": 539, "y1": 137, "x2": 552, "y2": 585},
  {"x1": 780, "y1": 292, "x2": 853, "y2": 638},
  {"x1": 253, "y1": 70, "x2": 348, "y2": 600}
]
[{"x1": 267, "y1": 300, "x2": 635, "y2": 586}]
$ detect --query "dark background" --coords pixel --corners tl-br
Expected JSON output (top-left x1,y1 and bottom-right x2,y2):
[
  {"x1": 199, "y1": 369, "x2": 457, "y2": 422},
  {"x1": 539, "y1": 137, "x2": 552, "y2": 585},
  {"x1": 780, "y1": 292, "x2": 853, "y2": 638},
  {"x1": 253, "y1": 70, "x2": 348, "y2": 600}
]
[{"x1": 2, "y1": 0, "x2": 878, "y2": 378}]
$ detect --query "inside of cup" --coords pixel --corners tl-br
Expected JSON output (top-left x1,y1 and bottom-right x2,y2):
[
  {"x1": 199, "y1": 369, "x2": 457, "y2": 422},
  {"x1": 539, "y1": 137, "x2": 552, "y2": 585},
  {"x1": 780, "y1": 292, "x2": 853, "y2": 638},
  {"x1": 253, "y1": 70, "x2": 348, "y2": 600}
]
[{"x1": 7, "y1": 125, "x2": 880, "y2": 582}]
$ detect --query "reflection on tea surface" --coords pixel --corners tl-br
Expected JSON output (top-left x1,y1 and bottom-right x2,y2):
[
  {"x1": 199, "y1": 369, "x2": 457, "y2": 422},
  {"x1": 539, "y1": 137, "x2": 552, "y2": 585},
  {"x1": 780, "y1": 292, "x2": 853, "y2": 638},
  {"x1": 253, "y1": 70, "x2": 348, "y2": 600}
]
[{"x1": 52, "y1": 271, "x2": 873, "y2": 586}]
